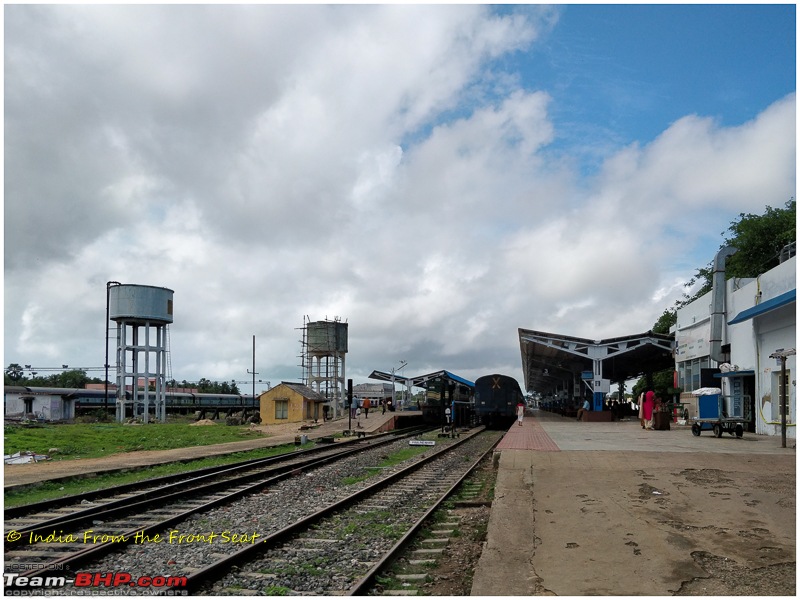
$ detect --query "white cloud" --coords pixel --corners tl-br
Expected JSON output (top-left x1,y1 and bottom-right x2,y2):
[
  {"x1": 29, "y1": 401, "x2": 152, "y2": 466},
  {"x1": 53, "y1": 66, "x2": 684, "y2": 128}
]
[{"x1": 4, "y1": 5, "x2": 795, "y2": 391}]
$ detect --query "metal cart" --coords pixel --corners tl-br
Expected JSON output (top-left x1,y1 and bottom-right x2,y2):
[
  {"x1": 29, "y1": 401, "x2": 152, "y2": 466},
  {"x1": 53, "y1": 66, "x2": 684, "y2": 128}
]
[{"x1": 690, "y1": 388, "x2": 749, "y2": 438}]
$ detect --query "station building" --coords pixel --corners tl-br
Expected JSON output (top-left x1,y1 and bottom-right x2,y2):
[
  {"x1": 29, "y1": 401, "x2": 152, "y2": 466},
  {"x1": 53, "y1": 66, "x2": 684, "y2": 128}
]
[{"x1": 674, "y1": 244, "x2": 795, "y2": 437}]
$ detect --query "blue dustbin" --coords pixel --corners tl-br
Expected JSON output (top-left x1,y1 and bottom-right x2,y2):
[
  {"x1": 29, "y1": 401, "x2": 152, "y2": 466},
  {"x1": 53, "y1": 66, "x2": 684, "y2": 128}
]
[{"x1": 698, "y1": 394, "x2": 721, "y2": 419}]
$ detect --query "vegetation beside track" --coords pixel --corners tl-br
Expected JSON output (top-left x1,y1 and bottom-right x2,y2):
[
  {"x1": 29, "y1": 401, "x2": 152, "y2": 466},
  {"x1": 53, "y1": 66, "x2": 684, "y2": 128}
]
[
  {"x1": 3, "y1": 442, "x2": 309, "y2": 508},
  {"x1": 371, "y1": 453, "x2": 498, "y2": 596},
  {"x1": 340, "y1": 432, "x2": 446, "y2": 485},
  {"x1": 4, "y1": 420, "x2": 266, "y2": 460}
]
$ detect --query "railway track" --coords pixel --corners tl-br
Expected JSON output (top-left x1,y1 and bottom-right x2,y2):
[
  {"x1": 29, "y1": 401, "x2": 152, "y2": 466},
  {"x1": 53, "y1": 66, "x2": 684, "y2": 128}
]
[
  {"x1": 185, "y1": 428, "x2": 503, "y2": 595},
  {"x1": 3, "y1": 427, "x2": 429, "y2": 586},
  {"x1": 4, "y1": 427, "x2": 501, "y2": 596}
]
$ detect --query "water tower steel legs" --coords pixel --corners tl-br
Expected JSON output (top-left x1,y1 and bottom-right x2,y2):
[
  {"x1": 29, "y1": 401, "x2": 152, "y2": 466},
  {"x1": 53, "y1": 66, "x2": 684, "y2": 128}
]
[{"x1": 115, "y1": 320, "x2": 168, "y2": 423}]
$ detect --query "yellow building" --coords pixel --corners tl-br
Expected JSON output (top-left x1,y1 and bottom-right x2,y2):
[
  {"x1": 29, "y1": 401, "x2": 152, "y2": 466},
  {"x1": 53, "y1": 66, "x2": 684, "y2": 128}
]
[{"x1": 259, "y1": 382, "x2": 326, "y2": 425}]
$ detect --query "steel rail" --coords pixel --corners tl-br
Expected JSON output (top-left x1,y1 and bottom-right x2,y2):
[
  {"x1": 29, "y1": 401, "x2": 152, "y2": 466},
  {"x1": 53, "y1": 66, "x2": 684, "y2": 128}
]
[
  {"x1": 4, "y1": 428, "x2": 432, "y2": 585},
  {"x1": 160, "y1": 427, "x2": 489, "y2": 595},
  {"x1": 346, "y1": 433, "x2": 502, "y2": 594},
  {"x1": 5, "y1": 426, "x2": 427, "y2": 520}
]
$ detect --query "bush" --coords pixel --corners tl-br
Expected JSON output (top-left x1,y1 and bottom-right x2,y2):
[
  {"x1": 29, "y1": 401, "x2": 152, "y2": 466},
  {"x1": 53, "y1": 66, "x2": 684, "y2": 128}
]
[{"x1": 74, "y1": 409, "x2": 113, "y2": 424}]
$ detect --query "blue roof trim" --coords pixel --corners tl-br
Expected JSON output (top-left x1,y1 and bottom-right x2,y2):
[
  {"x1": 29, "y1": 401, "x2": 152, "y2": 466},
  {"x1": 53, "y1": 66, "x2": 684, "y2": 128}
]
[
  {"x1": 713, "y1": 370, "x2": 756, "y2": 378},
  {"x1": 728, "y1": 289, "x2": 796, "y2": 325},
  {"x1": 442, "y1": 370, "x2": 475, "y2": 388}
]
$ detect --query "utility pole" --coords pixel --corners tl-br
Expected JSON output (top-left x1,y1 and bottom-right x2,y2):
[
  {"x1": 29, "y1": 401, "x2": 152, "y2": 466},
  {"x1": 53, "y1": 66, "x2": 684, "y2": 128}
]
[
  {"x1": 347, "y1": 378, "x2": 353, "y2": 432},
  {"x1": 247, "y1": 335, "x2": 258, "y2": 404},
  {"x1": 105, "y1": 281, "x2": 121, "y2": 415}
]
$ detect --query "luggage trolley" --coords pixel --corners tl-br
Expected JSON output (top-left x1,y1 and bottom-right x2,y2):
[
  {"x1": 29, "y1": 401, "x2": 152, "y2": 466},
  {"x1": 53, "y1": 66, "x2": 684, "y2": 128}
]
[{"x1": 690, "y1": 387, "x2": 747, "y2": 438}]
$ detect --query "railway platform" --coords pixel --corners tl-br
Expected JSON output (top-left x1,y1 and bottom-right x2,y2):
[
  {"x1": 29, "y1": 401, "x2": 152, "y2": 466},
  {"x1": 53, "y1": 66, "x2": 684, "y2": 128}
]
[{"x1": 471, "y1": 408, "x2": 795, "y2": 596}]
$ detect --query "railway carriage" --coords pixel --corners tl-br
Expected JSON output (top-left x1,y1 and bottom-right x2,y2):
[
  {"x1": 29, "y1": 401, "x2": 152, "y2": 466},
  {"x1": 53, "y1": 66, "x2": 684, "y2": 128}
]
[
  {"x1": 419, "y1": 373, "x2": 475, "y2": 428},
  {"x1": 4, "y1": 385, "x2": 258, "y2": 421},
  {"x1": 473, "y1": 374, "x2": 524, "y2": 429}
]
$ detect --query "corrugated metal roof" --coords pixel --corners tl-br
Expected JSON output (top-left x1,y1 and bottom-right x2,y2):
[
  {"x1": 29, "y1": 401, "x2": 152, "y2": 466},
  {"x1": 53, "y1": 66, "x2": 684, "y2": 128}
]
[{"x1": 368, "y1": 369, "x2": 474, "y2": 389}]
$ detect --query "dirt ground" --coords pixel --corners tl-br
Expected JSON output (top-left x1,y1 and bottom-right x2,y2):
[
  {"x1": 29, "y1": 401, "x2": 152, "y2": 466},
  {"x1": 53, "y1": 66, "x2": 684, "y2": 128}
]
[
  {"x1": 528, "y1": 451, "x2": 795, "y2": 596},
  {"x1": 455, "y1": 450, "x2": 796, "y2": 596},
  {"x1": 420, "y1": 504, "x2": 492, "y2": 596}
]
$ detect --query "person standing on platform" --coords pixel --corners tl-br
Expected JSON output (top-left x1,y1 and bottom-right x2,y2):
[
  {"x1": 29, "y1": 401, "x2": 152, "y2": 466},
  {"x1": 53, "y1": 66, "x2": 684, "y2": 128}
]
[
  {"x1": 362, "y1": 397, "x2": 370, "y2": 419},
  {"x1": 576, "y1": 398, "x2": 590, "y2": 421},
  {"x1": 638, "y1": 392, "x2": 645, "y2": 428},
  {"x1": 643, "y1": 391, "x2": 655, "y2": 430},
  {"x1": 516, "y1": 401, "x2": 525, "y2": 426},
  {"x1": 350, "y1": 396, "x2": 358, "y2": 420},
  {"x1": 381, "y1": 398, "x2": 386, "y2": 415}
]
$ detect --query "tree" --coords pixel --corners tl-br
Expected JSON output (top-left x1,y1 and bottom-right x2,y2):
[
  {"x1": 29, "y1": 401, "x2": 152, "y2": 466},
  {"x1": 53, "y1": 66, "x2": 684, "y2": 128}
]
[
  {"x1": 5, "y1": 363, "x2": 24, "y2": 382},
  {"x1": 57, "y1": 369, "x2": 90, "y2": 389},
  {"x1": 651, "y1": 309, "x2": 677, "y2": 336},
  {"x1": 725, "y1": 199, "x2": 796, "y2": 279},
  {"x1": 631, "y1": 371, "x2": 676, "y2": 403},
  {"x1": 642, "y1": 202, "x2": 795, "y2": 402},
  {"x1": 652, "y1": 199, "x2": 797, "y2": 335},
  {"x1": 685, "y1": 199, "x2": 796, "y2": 302}
]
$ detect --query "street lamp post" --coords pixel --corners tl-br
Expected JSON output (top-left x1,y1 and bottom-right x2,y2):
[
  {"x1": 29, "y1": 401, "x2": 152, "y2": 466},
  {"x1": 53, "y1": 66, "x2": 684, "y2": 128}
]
[
  {"x1": 769, "y1": 348, "x2": 796, "y2": 448},
  {"x1": 390, "y1": 360, "x2": 407, "y2": 410}
]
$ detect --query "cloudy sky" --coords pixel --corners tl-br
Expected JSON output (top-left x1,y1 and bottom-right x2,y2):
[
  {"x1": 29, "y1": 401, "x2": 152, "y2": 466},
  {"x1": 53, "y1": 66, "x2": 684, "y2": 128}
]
[{"x1": 4, "y1": 3, "x2": 796, "y2": 395}]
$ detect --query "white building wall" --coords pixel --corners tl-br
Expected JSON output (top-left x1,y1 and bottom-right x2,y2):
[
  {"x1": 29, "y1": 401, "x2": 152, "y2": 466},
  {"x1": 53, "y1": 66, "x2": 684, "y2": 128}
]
[
  {"x1": 5, "y1": 394, "x2": 25, "y2": 416},
  {"x1": 675, "y1": 292, "x2": 712, "y2": 363},
  {"x1": 675, "y1": 256, "x2": 795, "y2": 438},
  {"x1": 728, "y1": 257, "x2": 796, "y2": 437},
  {"x1": 4, "y1": 390, "x2": 73, "y2": 421}
]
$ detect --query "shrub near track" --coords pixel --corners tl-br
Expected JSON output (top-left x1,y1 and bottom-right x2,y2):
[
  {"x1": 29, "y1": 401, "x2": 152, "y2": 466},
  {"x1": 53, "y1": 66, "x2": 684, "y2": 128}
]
[
  {"x1": 4, "y1": 422, "x2": 266, "y2": 460},
  {"x1": 3, "y1": 443, "x2": 306, "y2": 509}
]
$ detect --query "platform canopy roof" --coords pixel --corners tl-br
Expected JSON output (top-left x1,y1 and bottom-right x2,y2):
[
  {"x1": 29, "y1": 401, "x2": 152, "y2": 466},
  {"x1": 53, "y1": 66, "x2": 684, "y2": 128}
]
[
  {"x1": 518, "y1": 328, "x2": 674, "y2": 396},
  {"x1": 368, "y1": 369, "x2": 474, "y2": 389}
]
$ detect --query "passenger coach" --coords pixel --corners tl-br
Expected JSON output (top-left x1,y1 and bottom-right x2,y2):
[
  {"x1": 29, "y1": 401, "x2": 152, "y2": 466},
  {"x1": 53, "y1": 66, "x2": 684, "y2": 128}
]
[{"x1": 473, "y1": 374, "x2": 524, "y2": 429}]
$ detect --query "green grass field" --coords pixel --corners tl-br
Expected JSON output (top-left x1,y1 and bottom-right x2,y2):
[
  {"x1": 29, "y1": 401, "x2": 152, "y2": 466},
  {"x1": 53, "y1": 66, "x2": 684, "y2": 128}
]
[
  {"x1": 2, "y1": 442, "x2": 304, "y2": 508},
  {"x1": 4, "y1": 421, "x2": 266, "y2": 461}
]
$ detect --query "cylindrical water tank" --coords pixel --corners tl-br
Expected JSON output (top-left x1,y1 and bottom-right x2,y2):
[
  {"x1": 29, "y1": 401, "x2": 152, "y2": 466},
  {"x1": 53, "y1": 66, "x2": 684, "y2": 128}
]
[
  {"x1": 109, "y1": 284, "x2": 174, "y2": 324},
  {"x1": 307, "y1": 321, "x2": 348, "y2": 353}
]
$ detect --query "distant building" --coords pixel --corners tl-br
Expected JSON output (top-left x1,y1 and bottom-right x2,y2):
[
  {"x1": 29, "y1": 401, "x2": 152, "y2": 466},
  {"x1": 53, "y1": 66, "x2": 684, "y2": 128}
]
[
  {"x1": 259, "y1": 382, "x2": 327, "y2": 425},
  {"x1": 353, "y1": 382, "x2": 394, "y2": 407},
  {"x1": 4, "y1": 387, "x2": 79, "y2": 421}
]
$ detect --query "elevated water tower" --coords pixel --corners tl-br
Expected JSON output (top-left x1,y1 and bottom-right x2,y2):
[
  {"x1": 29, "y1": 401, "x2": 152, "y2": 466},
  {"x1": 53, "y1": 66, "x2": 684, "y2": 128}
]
[
  {"x1": 301, "y1": 317, "x2": 348, "y2": 419},
  {"x1": 109, "y1": 284, "x2": 174, "y2": 423}
]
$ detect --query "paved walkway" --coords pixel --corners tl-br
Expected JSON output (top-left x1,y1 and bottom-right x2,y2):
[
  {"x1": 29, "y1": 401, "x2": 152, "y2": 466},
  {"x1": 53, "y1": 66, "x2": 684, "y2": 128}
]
[
  {"x1": 471, "y1": 409, "x2": 796, "y2": 596},
  {"x1": 495, "y1": 416, "x2": 560, "y2": 451}
]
